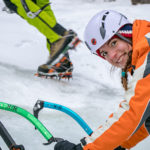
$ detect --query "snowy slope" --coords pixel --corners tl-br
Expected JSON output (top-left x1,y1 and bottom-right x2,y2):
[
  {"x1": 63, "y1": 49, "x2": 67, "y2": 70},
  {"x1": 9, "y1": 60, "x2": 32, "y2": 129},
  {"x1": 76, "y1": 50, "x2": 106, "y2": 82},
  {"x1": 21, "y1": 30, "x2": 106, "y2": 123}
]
[{"x1": 0, "y1": 0, "x2": 150, "y2": 149}]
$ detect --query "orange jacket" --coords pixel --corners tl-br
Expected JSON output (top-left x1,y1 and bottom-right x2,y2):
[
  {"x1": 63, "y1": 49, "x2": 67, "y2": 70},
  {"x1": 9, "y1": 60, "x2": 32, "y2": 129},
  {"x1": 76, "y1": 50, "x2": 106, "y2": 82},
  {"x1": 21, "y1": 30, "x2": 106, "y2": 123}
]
[{"x1": 82, "y1": 20, "x2": 150, "y2": 150}]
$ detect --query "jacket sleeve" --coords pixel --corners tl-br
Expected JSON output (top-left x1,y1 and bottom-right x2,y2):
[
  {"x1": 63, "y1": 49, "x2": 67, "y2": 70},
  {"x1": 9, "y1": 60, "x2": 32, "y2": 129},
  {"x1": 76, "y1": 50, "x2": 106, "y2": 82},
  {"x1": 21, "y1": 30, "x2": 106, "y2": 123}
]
[
  {"x1": 121, "y1": 123, "x2": 149, "y2": 149},
  {"x1": 82, "y1": 52, "x2": 150, "y2": 150}
]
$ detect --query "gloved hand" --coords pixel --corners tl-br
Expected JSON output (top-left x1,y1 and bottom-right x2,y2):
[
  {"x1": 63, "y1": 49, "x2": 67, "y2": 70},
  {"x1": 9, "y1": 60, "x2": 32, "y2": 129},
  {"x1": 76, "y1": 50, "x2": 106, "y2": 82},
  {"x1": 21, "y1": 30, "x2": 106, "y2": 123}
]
[
  {"x1": 54, "y1": 140, "x2": 83, "y2": 150},
  {"x1": 10, "y1": 144, "x2": 25, "y2": 150}
]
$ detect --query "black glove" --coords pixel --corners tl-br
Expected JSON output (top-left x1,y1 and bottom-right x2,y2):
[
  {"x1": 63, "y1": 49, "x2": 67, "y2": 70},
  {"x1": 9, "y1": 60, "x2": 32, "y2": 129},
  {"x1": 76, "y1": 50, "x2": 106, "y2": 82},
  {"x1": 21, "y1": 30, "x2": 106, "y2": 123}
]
[
  {"x1": 54, "y1": 140, "x2": 83, "y2": 150},
  {"x1": 114, "y1": 146, "x2": 126, "y2": 150}
]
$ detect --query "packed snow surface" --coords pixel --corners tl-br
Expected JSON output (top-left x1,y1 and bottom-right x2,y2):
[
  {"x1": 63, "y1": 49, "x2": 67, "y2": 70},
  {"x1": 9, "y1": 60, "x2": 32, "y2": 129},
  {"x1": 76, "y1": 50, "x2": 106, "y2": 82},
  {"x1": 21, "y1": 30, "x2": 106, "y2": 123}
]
[{"x1": 0, "y1": 0, "x2": 150, "y2": 149}]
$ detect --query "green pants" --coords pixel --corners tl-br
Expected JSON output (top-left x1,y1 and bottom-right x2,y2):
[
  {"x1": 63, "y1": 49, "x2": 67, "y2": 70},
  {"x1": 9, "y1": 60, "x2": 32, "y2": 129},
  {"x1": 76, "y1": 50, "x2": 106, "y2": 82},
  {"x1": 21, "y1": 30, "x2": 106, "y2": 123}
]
[{"x1": 3, "y1": 0, "x2": 66, "y2": 53}]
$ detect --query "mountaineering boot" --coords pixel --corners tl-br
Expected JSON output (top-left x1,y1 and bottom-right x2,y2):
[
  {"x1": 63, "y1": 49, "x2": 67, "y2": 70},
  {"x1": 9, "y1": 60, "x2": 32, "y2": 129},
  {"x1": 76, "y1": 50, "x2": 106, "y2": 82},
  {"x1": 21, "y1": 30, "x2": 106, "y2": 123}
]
[
  {"x1": 36, "y1": 55, "x2": 73, "y2": 79},
  {"x1": 36, "y1": 30, "x2": 81, "y2": 79},
  {"x1": 47, "y1": 29, "x2": 81, "y2": 66}
]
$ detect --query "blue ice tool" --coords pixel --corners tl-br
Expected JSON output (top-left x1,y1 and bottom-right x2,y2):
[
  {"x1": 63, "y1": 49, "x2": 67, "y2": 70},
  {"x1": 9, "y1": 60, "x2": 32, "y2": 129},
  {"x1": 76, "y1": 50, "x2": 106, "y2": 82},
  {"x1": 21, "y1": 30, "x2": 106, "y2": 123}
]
[{"x1": 33, "y1": 100, "x2": 93, "y2": 136}]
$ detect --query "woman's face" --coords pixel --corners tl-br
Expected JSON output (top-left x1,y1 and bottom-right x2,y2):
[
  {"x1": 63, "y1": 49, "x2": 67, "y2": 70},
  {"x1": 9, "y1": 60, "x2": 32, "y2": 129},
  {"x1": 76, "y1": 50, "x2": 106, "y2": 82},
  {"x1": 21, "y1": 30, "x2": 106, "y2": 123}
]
[{"x1": 97, "y1": 38, "x2": 132, "y2": 69}]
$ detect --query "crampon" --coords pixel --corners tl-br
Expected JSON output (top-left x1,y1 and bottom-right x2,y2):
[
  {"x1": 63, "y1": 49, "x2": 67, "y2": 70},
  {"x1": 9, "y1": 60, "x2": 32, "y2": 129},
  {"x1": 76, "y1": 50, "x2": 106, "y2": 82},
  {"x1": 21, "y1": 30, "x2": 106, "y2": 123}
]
[
  {"x1": 35, "y1": 71, "x2": 72, "y2": 80},
  {"x1": 35, "y1": 55, "x2": 74, "y2": 80}
]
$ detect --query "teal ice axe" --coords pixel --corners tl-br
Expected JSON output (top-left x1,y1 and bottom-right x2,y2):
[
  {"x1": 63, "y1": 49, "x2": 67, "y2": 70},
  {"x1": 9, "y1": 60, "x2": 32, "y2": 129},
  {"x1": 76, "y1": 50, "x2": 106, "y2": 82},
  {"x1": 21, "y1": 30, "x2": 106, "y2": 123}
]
[
  {"x1": 33, "y1": 100, "x2": 93, "y2": 136},
  {"x1": 0, "y1": 102, "x2": 63, "y2": 146}
]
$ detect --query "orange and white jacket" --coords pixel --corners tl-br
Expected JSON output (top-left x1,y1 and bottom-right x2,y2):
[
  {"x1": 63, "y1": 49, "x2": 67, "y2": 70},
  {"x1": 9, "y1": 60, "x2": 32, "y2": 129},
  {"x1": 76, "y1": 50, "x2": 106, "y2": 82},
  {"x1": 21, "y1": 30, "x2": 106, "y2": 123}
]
[{"x1": 82, "y1": 20, "x2": 150, "y2": 150}]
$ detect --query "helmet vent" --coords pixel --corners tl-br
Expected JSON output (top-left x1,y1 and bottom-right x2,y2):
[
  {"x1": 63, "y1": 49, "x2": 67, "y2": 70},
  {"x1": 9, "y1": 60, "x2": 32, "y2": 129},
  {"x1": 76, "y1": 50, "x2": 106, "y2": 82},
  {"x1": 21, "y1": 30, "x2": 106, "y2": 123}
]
[
  {"x1": 119, "y1": 14, "x2": 128, "y2": 25},
  {"x1": 100, "y1": 27, "x2": 106, "y2": 39},
  {"x1": 100, "y1": 11, "x2": 109, "y2": 39},
  {"x1": 85, "y1": 41, "x2": 91, "y2": 50}
]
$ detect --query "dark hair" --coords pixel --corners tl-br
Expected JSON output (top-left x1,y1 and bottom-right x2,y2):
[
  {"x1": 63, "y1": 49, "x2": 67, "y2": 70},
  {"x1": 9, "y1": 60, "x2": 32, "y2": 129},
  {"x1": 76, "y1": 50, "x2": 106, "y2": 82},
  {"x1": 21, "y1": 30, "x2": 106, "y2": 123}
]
[{"x1": 121, "y1": 51, "x2": 132, "y2": 90}]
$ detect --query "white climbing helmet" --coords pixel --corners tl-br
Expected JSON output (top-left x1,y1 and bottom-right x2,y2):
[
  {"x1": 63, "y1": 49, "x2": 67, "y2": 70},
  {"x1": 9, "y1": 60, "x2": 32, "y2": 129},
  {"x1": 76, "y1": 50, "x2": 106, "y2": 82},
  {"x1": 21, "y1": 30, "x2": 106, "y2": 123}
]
[{"x1": 84, "y1": 10, "x2": 131, "y2": 54}]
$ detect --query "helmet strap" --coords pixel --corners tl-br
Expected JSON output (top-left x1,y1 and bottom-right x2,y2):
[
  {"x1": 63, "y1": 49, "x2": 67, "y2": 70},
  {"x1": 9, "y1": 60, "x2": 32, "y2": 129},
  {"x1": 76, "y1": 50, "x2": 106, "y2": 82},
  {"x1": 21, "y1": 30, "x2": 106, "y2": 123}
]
[{"x1": 115, "y1": 32, "x2": 132, "y2": 44}]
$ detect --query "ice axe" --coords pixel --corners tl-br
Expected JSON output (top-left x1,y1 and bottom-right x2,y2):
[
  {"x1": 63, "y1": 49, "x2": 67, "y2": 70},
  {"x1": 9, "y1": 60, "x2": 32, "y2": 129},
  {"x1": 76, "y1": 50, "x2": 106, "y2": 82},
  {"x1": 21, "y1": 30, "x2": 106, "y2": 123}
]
[
  {"x1": 33, "y1": 100, "x2": 93, "y2": 136},
  {"x1": 0, "y1": 102, "x2": 63, "y2": 148},
  {"x1": 0, "y1": 121, "x2": 25, "y2": 150}
]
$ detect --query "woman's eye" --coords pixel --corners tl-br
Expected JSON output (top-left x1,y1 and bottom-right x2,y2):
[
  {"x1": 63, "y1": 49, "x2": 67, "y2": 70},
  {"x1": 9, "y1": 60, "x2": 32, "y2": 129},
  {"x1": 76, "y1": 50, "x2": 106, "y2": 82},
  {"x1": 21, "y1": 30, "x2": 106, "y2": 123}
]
[
  {"x1": 110, "y1": 41, "x2": 117, "y2": 47},
  {"x1": 100, "y1": 51, "x2": 107, "y2": 57}
]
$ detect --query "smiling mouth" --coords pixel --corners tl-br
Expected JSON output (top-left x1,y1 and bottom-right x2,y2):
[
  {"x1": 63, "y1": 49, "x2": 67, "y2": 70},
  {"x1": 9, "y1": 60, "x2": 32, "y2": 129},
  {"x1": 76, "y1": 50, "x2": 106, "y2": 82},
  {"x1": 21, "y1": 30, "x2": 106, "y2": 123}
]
[
  {"x1": 117, "y1": 56, "x2": 123, "y2": 63},
  {"x1": 116, "y1": 53, "x2": 127, "y2": 64}
]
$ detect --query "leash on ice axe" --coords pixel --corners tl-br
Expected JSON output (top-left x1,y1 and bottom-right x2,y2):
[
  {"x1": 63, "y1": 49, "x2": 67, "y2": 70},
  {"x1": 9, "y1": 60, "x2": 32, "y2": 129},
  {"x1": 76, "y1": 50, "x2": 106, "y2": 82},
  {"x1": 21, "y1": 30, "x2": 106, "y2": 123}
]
[
  {"x1": 0, "y1": 102, "x2": 64, "y2": 149},
  {"x1": 21, "y1": 0, "x2": 51, "y2": 19},
  {"x1": 33, "y1": 100, "x2": 93, "y2": 136},
  {"x1": 0, "y1": 121, "x2": 25, "y2": 150}
]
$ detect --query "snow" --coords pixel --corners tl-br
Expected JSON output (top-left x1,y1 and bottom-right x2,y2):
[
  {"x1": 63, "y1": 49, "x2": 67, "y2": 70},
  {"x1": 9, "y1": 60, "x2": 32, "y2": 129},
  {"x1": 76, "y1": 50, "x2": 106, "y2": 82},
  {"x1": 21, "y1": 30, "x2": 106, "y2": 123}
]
[{"x1": 0, "y1": 0, "x2": 150, "y2": 149}]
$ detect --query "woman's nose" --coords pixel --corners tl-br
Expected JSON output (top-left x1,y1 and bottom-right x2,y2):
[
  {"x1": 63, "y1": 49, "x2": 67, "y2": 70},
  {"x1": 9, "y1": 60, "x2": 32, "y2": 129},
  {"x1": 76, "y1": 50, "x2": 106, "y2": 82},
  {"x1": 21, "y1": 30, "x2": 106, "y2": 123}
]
[{"x1": 107, "y1": 49, "x2": 117, "y2": 61}]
